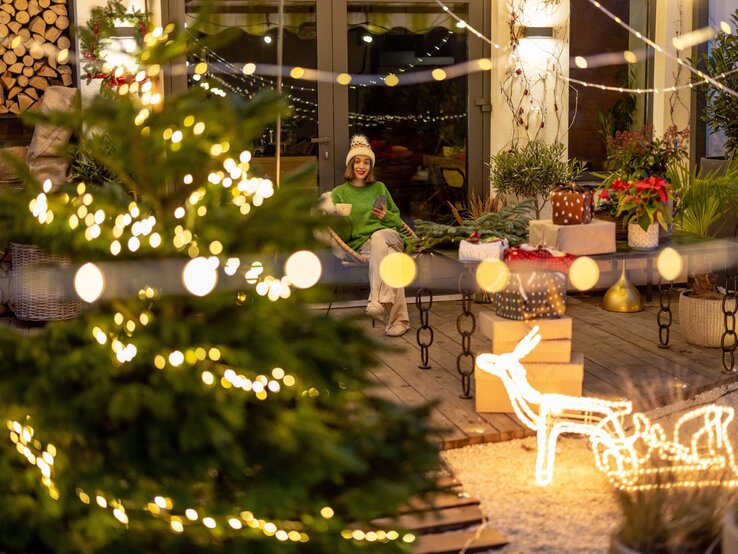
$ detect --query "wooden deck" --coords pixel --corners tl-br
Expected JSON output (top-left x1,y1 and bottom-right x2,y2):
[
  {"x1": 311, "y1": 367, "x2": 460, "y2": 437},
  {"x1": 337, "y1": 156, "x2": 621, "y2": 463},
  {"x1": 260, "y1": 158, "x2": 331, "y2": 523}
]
[{"x1": 330, "y1": 292, "x2": 738, "y2": 450}]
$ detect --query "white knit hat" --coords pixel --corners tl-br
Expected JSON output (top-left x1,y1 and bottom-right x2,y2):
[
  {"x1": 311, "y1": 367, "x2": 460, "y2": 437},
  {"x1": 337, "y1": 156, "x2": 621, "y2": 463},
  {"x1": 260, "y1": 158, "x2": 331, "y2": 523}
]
[{"x1": 345, "y1": 134, "x2": 375, "y2": 167}]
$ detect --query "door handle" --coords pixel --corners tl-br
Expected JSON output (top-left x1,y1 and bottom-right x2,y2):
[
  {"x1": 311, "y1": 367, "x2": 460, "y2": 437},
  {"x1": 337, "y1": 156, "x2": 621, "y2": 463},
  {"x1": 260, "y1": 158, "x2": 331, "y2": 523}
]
[{"x1": 311, "y1": 136, "x2": 330, "y2": 159}]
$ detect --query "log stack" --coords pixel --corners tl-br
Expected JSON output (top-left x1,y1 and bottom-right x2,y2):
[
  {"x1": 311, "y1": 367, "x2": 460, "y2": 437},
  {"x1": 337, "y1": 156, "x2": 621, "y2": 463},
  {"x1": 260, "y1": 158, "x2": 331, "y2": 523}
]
[{"x1": 0, "y1": 0, "x2": 71, "y2": 114}]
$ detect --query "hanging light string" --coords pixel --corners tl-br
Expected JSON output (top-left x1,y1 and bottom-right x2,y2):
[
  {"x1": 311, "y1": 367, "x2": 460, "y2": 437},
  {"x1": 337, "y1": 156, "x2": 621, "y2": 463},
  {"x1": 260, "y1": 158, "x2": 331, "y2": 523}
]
[
  {"x1": 431, "y1": 0, "x2": 502, "y2": 50},
  {"x1": 557, "y1": 65, "x2": 738, "y2": 95},
  {"x1": 203, "y1": 69, "x2": 466, "y2": 127},
  {"x1": 189, "y1": 28, "x2": 457, "y2": 94},
  {"x1": 585, "y1": 0, "x2": 738, "y2": 99}
]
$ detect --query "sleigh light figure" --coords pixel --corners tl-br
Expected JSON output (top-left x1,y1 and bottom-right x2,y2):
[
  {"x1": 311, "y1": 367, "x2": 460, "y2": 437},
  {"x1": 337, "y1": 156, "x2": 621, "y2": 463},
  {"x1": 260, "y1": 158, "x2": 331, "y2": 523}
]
[{"x1": 475, "y1": 327, "x2": 738, "y2": 491}]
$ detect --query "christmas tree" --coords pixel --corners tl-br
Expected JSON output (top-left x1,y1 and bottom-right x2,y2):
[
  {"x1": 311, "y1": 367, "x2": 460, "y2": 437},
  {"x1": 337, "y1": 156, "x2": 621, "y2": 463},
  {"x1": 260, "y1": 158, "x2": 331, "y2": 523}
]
[{"x1": 0, "y1": 18, "x2": 440, "y2": 553}]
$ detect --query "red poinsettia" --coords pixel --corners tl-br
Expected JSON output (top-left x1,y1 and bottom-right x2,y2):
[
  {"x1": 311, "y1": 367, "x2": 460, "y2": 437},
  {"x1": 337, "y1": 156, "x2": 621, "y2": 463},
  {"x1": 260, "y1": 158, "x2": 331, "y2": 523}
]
[{"x1": 598, "y1": 176, "x2": 672, "y2": 231}]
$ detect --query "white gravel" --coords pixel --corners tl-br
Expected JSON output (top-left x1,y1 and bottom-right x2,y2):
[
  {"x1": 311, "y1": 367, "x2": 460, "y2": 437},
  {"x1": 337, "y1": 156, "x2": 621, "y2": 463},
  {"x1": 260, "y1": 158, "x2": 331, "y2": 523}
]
[{"x1": 442, "y1": 381, "x2": 738, "y2": 553}]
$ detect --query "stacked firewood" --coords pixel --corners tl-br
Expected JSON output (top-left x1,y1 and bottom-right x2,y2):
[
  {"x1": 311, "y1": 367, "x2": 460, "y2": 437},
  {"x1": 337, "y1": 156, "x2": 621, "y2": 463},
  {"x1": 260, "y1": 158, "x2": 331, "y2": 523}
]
[{"x1": 0, "y1": 0, "x2": 71, "y2": 113}]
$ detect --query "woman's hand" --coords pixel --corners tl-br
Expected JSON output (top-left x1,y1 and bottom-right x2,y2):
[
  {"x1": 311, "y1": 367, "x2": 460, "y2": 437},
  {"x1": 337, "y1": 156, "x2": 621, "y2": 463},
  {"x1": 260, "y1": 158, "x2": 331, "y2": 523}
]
[{"x1": 371, "y1": 204, "x2": 387, "y2": 220}]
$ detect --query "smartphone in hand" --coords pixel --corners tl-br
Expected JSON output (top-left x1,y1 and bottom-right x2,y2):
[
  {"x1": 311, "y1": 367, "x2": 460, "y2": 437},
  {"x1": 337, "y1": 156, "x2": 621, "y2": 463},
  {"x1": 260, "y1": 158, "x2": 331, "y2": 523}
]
[{"x1": 372, "y1": 195, "x2": 387, "y2": 211}]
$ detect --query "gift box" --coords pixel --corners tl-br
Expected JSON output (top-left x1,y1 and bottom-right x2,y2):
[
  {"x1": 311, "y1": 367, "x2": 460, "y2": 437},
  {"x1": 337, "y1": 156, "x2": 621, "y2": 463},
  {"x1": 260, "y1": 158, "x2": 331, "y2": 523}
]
[
  {"x1": 504, "y1": 245, "x2": 577, "y2": 273},
  {"x1": 551, "y1": 184, "x2": 594, "y2": 225},
  {"x1": 475, "y1": 352, "x2": 584, "y2": 413},
  {"x1": 529, "y1": 219, "x2": 616, "y2": 256},
  {"x1": 494, "y1": 271, "x2": 567, "y2": 320},
  {"x1": 458, "y1": 237, "x2": 509, "y2": 262},
  {"x1": 492, "y1": 338, "x2": 572, "y2": 363},
  {"x1": 479, "y1": 312, "x2": 572, "y2": 342}
]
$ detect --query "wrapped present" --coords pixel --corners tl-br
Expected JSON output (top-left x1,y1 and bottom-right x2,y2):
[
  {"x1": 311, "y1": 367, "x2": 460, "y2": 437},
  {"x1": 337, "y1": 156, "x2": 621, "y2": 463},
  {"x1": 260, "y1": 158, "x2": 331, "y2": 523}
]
[
  {"x1": 494, "y1": 271, "x2": 567, "y2": 320},
  {"x1": 479, "y1": 312, "x2": 572, "y2": 342},
  {"x1": 551, "y1": 183, "x2": 594, "y2": 225},
  {"x1": 529, "y1": 219, "x2": 616, "y2": 256},
  {"x1": 459, "y1": 236, "x2": 509, "y2": 262},
  {"x1": 504, "y1": 244, "x2": 577, "y2": 273},
  {"x1": 475, "y1": 353, "x2": 584, "y2": 413},
  {"x1": 492, "y1": 338, "x2": 572, "y2": 363}
]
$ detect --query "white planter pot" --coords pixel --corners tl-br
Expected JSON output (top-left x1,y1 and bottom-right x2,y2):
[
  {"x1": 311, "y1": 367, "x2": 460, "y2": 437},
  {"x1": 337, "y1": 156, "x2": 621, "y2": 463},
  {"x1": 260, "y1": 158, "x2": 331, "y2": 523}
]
[
  {"x1": 627, "y1": 222, "x2": 659, "y2": 250},
  {"x1": 723, "y1": 510, "x2": 738, "y2": 554}
]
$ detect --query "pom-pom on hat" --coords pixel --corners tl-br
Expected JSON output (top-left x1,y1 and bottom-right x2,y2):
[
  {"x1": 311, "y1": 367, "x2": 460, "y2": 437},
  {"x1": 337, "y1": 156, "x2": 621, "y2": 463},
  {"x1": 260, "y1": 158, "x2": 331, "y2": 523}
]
[{"x1": 345, "y1": 134, "x2": 375, "y2": 167}]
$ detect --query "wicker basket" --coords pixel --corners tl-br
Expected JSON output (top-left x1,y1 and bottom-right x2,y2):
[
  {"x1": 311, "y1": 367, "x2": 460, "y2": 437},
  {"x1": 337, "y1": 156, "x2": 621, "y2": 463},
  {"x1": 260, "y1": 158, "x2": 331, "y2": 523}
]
[
  {"x1": 678, "y1": 291, "x2": 735, "y2": 348},
  {"x1": 0, "y1": 146, "x2": 27, "y2": 191},
  {"x1": 10, "y1": 243, "x2": 81, "y2": 321}
]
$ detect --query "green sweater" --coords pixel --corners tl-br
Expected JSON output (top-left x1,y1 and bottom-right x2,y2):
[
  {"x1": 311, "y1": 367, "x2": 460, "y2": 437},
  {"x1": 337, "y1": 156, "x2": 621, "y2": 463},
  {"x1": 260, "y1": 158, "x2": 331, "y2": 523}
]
[{"x1": 331, "y1": 181, "x2": 405, "y2": 251}]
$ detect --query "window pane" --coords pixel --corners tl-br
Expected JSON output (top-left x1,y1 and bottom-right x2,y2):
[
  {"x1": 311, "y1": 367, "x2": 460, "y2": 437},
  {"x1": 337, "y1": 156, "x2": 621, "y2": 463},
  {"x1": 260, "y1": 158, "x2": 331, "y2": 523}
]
[{"x1": 347, "y1": 2, "x2": 469, "y2": 221}]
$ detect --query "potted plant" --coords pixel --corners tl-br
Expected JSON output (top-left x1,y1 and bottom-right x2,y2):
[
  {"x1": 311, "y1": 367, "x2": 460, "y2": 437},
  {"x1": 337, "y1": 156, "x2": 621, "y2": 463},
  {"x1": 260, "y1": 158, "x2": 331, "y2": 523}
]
[
  {"x1": 611, "y1": 482, "x2": 732, "y2": 554},
  {"x1": 597, "y1": 176, "x2": 673, "y2": 250},
  {"x1": 488, "y1": 141, "x2": 586, "y2": 220},
  {"x1": 594, "y1": 126, "x2": 688, "y2": 240},
  {"x1": 669, "y1": 158, "x2": 738, "y2": 346},
  {"x1": 696, "y1": 10, "x2": 738, "y2": 174}
]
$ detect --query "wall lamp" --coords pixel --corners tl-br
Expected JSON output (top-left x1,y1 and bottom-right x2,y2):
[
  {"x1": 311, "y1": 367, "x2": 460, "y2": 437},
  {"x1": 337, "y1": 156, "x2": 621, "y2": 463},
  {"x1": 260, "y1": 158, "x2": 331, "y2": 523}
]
[{"x1": 521, "y1": 26, "x2": 554, "y2": 38}]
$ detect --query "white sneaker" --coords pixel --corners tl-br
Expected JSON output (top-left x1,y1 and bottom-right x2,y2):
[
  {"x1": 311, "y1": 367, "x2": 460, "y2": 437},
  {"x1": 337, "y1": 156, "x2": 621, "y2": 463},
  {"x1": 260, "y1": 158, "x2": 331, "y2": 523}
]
[
  {"x1": 366, "y1": 302, "x2": 386, "y2": 323},
  {"x1": 385, "y1": 323, "x2": 409, "y2": 337}
]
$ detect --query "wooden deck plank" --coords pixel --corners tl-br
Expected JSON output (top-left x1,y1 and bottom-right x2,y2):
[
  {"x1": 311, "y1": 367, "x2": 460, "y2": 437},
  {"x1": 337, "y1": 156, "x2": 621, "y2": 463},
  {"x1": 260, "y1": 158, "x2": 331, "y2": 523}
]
[
  {"x1": 567, "y1": 295, "x2": 721, "y2": 378},
  {"x1": 325, "y1": 291, "x2": 736, "y2": 450}
]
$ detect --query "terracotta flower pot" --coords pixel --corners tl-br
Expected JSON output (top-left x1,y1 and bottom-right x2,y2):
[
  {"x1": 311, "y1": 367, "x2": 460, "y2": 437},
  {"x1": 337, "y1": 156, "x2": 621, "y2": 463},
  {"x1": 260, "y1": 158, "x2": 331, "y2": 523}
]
[{"x1": 627, "y1": 222, "x2": 659, "y2": 250}]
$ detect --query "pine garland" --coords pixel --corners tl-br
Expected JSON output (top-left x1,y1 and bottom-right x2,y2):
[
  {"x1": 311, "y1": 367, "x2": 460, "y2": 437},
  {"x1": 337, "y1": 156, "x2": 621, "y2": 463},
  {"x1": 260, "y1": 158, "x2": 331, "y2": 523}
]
[{"x1": 409, "y1": 199, "x2": 534, "y2": 252}]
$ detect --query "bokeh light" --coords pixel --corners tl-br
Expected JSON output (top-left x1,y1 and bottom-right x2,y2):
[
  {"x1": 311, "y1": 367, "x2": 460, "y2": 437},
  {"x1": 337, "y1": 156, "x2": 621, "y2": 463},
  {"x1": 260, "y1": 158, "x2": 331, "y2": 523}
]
[
  {"x1": 74, "y1": 263, "x2": 105, "y2": 303},
  {"x1": 182, "y1": 257, "x2": 218, "y2": 296},
  {"x1": 379, "y1": 253, "x2": 416, "y2": 288},
  {"x1": 284, "y1": 251, "x2": 322, "y2": 289},
  {"x1": 476, "y1": 260, "x2": 510, "y2": 293},
  {"x1": 657, "y1": 247, "x2": 684, "y2": 282},
  {"x1": 568, "y1": 257, "x2": 600, "y2": 291}
]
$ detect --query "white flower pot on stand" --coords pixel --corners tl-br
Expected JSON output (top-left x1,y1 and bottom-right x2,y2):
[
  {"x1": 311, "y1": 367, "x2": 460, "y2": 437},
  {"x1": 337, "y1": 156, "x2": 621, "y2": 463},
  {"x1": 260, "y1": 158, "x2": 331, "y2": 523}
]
[{"x1": 627, "y1": 222, "x2": 659, "y2": 250}]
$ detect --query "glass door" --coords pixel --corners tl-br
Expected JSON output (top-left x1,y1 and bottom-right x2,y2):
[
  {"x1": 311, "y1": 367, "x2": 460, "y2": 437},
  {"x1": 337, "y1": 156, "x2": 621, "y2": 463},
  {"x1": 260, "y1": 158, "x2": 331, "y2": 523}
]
[
  {"x1": 184, "y1": 1, "x2": 320, "y2": 188},
  {"x1": 340, "y1": 2, "x2": 470, "y2": 220},
  {"x1": 173, "y1": 0, "x2": 489, "y2": 214}
]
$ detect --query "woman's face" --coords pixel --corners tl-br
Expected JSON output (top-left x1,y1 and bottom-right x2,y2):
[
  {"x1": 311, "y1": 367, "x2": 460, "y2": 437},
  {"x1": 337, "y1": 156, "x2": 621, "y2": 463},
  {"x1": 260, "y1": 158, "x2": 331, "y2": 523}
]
[{"x1": 352, "y1": 155, "x2": 371, "y2": 180}]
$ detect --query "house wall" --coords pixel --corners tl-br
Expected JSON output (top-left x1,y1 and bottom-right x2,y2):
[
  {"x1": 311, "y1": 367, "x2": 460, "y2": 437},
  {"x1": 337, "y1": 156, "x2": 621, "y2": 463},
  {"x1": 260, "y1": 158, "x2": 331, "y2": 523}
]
[{"x1": 652, "y1": 0, "x2": 692, "y2": 143}]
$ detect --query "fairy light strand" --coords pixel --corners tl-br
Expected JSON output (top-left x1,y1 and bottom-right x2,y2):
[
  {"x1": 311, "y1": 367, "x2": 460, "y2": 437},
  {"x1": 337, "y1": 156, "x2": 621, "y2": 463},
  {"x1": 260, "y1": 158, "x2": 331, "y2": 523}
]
[
  {"x1": 557, "y1": 66, "x2": 738, "y2": 95},
  {"x1": 586, "y1": 0, "x2": 738, "y2": 99}
]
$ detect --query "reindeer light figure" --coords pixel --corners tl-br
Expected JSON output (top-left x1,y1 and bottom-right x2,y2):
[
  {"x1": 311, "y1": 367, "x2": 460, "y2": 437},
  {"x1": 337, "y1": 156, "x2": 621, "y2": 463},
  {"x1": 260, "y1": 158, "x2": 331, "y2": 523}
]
[{"x1": 475, "y1": 327, "x2": 738, "y2": 490}]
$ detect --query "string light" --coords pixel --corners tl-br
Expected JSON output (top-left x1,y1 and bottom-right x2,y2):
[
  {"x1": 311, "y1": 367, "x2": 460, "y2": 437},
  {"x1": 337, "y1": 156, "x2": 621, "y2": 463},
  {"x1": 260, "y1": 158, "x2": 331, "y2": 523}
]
[
  {"x1": 558, "y1": 66, "x2": 738, "y2": 95},
  {"x1": 585, "y1": 0, "x2": 738, "y2": 99},
  {"x1": 476, "y1": 326, "x2": 738, "y2": 491}
]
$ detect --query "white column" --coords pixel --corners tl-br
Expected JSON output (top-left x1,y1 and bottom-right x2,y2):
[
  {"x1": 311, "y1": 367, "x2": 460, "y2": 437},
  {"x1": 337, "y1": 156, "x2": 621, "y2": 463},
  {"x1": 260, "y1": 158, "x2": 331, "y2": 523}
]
[
  {"x1": 652, "y1": 0, "x2": 692, "y2": 142},
  {"x1": 489, "y1": 0, "x2": 570, "y2": 155}
]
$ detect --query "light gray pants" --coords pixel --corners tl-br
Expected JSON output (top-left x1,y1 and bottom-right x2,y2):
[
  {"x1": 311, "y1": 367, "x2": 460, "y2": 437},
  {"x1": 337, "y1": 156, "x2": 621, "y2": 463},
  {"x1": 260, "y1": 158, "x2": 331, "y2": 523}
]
[{"x1": 359, "y1": 228, "x2": 410, "y2": 330}]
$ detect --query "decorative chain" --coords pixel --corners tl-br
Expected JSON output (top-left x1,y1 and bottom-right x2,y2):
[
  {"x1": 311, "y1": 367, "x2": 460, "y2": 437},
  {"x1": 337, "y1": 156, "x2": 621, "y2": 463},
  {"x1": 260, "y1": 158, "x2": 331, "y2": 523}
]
[
  {"x1": 657, "y1": 279, "x2": 672, "y2": 349},
  {"x1": 456, "y1": 271, "x2": 476, "y2": 399},
  {"x1": 415, "y1": 287, "x2": 434, "y2": 370},
  {"x1": 722, "y1": 273, "x2": 738, "y2": 374}
]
